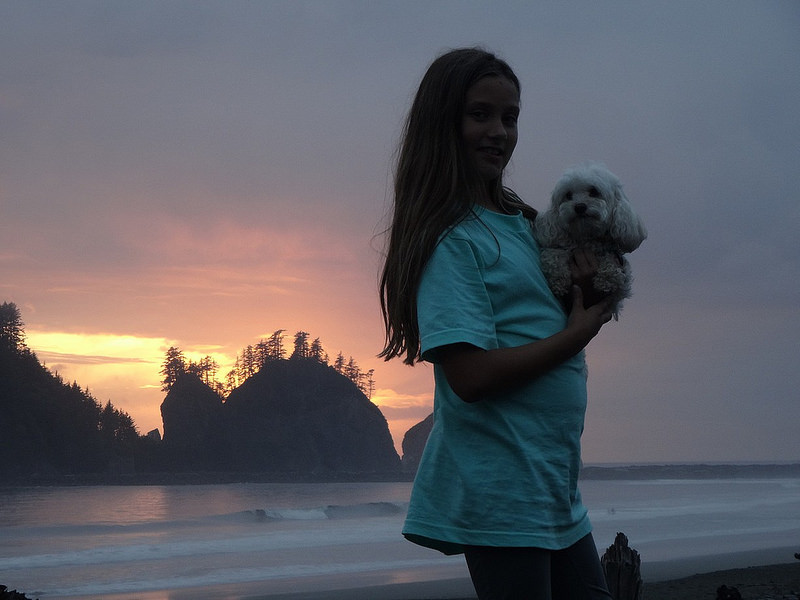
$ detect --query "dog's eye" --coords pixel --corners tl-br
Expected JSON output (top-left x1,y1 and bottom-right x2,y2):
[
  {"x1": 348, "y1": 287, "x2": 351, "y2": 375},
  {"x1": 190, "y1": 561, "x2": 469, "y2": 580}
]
[
  {"x1": 588, "y1": 186, "x2": 600, "y2": 198},
  {"x1": 565, "y1": 191, "x2": 573, "y2": 201}
]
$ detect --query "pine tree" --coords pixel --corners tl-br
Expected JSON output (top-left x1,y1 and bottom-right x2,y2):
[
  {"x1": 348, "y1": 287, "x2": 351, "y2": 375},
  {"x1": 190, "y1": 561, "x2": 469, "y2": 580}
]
[
  {"x1": 160, "y1": 346, "x2": 187, "y2": 391},
  {"x1": 100, "y1": 401, "x2": 138, "y2": 445},
  {"x1": 333, "y1": 352, "x2": 345, "y2": 373},
  {"x1": 291, "y1": 331, "x2": 310, "y2": 359},
  {"x1": 193, "y1": 356, "x2": 218, "y2": 387},
  {"x1": 253, "y1": 340, "x2": 269, "y2": 368},
  {"x1": 0, "y1": 301, "x2": 25, "y2": 352},
  {"x1": 266, "y1": 329, "x2": 286, "y2": 361},
  {"x1": 225, "y1": 358, "x2": 240, "y2": 392},
  {"x1": 309, "y1": 337, "x2": 328, "y2": 364},
  {"x1": 344, "y1": 356, "x2": 360, "y2": 384},
  {"x1": 359, "y1": 368, "x2": 376, "y2": 399},
  {"x1": 240, "y1": 345, "x2": 257, "y2": 378}
]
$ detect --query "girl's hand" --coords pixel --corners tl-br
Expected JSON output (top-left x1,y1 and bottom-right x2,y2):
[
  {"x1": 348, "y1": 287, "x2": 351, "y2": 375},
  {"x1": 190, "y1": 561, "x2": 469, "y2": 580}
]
[
  {"x1": 570, "y1": 248, "x2": 607, "y2": 308},
  {"x1": 567, "y1": 285, "x2": 613, "y2": 342}
]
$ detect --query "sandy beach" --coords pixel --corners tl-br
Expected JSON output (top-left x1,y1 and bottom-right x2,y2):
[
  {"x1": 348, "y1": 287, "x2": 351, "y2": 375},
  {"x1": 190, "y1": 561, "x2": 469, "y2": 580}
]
[
  {"x1": 74, "y1": 547, "x2": 798, "y2": 600},
  {"x1": 643, "y1": 562, "x2": 800, "y2": 600},
  {"x1": 251, "y1": 567, "x2": 800, "y2": 600},
  {"x1": 250, "y1": 556, "x2": 800, "y2": 600}
]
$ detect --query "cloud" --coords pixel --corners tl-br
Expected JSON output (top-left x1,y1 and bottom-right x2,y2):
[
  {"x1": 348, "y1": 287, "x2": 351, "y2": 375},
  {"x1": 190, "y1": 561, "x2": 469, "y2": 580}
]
[
  {"x1": 372, "y1": 388, "x2": 433, "y2": 417},
  {"x1": 33, "y1": 350, "x2": 151, "y2": 366},
  {"x1": 25, "y1": 331, "x2": 173, "y2": 381}
]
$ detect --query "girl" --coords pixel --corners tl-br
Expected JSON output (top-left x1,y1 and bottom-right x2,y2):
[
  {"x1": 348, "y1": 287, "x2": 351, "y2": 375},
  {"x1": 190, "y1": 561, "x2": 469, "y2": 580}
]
[{"x1": 379, "y1": 48, "x2": 614, "y2": 599}]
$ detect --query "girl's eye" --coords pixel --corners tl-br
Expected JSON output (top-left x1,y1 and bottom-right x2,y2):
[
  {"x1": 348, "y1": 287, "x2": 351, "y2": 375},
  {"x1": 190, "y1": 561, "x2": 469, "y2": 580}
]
[
  {"x1": 470, "y1": 110, "x2": 488, "y2": 120},
  {"x1": 503, "y1": 114, "x2": 518, "y2": 126}
]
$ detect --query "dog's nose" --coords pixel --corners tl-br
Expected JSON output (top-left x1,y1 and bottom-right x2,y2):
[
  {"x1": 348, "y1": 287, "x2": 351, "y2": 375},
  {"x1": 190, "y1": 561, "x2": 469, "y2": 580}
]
[{"x1": 574, "y1": 203, "x2": 588, "y2": 215}]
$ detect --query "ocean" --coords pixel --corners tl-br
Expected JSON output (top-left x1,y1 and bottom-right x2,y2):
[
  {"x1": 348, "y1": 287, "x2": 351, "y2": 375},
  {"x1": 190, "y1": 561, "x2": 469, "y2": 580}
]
[{"x1": 1, "y1": 467, "x2": 799, "y2": 599}]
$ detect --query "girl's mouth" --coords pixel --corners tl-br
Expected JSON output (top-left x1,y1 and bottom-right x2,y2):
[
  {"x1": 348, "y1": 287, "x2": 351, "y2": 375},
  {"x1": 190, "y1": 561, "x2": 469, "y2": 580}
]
[{"x1": 479, "y1": 146, "x2": 504, "y2": 157}]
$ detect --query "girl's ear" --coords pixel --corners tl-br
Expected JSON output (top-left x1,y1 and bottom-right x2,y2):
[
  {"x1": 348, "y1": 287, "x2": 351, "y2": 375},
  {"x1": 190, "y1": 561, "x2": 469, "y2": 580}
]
[{"x1": 610, "y1": 188, "x2": 647, "y2": 252}]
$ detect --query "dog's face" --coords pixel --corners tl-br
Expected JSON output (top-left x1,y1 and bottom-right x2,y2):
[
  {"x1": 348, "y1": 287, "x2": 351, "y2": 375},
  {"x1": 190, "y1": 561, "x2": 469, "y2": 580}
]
[
  {"x1": 552, "y1": 177, "x2": 615, "y2": 241},
  {"x1": 539, "y1": 162, "x2": 647, "y2": 252}
]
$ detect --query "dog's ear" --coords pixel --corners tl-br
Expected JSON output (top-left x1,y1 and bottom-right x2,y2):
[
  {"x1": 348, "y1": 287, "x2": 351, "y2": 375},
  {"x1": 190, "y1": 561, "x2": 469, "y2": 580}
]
[
  {"x1": 610, "y1": 187, "x2": 647, "y2": 252},
  {"x1": 533, "y1": 199, "x2": 563, "y2": 246}
]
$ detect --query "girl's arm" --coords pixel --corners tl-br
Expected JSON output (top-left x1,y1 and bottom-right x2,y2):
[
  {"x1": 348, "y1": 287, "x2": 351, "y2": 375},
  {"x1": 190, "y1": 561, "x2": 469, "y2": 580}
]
[{"x1": 438, "y1": 286, "x2": 612, "y2": 403}]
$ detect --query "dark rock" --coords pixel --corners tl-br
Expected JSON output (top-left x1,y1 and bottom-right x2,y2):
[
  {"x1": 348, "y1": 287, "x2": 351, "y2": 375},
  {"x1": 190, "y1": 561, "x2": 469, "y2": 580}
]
[
  {"x1": 401, "y1": 413, "x2": 433, "y2": 473},
  {"x1": 155, "y1": 358, "x2": 402, "y2": 476},
  {"x1": 0, "y1": 585, "x2": 38, "y2": 599},
  {"x1": 160, "y1": 373, "x2": 225, "y2": 469},
  {"x1": 715, "y1": 584, "x2": 742, "y2": 600},
  {"x1": 221, "y1": 359, "x2": 401, "y2": 474}
]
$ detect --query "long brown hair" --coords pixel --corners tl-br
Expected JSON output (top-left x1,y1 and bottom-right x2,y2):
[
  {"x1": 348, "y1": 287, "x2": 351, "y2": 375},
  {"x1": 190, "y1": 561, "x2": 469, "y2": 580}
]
[{"x1": 379, "y1": 48, "x2": 534, "y2": 365}]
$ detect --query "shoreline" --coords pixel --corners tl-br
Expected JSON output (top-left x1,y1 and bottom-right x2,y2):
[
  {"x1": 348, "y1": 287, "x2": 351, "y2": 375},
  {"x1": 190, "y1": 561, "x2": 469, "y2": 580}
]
[
  {"x1": 5, "y1": 462, "x2": 799, "y2": 488},
  {"x1": 67, "y1": 547, "x2": 800, "y2": 600}
]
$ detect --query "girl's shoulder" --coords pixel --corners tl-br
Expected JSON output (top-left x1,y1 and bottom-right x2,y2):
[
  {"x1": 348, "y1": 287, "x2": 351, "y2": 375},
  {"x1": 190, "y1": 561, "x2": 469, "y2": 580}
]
[
  {"x1": 450, "y1": 205, "x2": 533, "y2": 239},
  {"x1": 434, "y1": 206, "x2": 536, "y2": 269},
  {"x1": 439, "y1": 208, "x2": 494, "y2": 247}
]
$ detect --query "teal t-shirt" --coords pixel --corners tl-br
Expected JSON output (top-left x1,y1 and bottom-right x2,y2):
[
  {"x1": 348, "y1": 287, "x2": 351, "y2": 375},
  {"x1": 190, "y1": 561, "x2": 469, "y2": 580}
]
[{"x1": 402, "y1": 206, "x2": 591, "y2": 555}]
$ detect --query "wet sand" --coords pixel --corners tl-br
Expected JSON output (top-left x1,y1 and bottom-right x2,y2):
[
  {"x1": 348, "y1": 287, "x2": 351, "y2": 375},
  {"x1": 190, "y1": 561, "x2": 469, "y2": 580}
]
[
  {"x1": 69, "y1": 547, "x2": 800, "y2": 600},
  {"x1": 643, "y1": 561, "x2": 800, "y2": 599},
  {"x1": 237, "y1": 562, "x2": 800, "y2": 600},
  {"x1": 249, "y1": 549, "x2": 800, "y2": 600},
  {"x1": 255, "y1": 562, "x2": 800, "y2": 600}
]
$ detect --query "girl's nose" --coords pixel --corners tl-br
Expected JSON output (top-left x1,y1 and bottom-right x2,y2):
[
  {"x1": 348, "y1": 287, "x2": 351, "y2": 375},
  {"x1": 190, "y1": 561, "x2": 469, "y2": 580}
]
[{"x1": 488, "y1": 118, "x2": 508, "y2": 138}]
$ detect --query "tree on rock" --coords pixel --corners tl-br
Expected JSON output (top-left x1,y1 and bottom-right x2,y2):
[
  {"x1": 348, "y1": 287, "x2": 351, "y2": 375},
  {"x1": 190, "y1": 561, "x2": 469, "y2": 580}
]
[
  {"x1": 333, "y1": 352, "x2": 345, "y2": 373},
  {"x1": 266, "y1": 329, "x2": 286, "y2": 363},
  {"x1": 309, "y1": 337, "x2": 328, "y2": 365},
  {"x1": 190, "y1": 355, "x2": 219, "y2": 388},
  {"x1": 359, "y1": 368, "x2": 375, "y2": 399},
  {"x1": 291, "y1": 331, "x2": 310, "y2": 359},
  {"x1": 160, "y1": 346, "x2": 187, "y2": 391}
]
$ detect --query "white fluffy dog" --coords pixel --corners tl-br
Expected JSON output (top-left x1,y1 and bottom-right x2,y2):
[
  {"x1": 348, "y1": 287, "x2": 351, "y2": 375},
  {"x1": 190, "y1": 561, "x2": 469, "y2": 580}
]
[{"x1": 534, "y1": 162, "x2": 647, "y2": 319}]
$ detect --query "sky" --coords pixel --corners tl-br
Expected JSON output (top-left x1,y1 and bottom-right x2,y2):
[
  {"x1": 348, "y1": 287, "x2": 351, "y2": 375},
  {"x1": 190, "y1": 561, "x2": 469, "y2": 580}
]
[{"x1": 1, "y1": 1, "x2": 798, "y2": 464}]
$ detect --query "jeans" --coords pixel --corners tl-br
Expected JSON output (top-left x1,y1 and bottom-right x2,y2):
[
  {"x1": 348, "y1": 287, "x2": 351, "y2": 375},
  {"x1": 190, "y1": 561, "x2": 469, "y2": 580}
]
[{"x1": 464, "y1": 533, "x2": 613, "y2": 600}]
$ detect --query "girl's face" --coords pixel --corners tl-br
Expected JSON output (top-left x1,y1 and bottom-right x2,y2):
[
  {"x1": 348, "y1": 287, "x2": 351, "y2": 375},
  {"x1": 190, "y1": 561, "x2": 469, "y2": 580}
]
[{"x1": 461, "y1": 75, "x2": 520, "y2": 198}]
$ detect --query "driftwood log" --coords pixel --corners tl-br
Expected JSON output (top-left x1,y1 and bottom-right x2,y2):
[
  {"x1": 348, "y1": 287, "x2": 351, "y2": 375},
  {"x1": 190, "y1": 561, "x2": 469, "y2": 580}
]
[{"x1": 601, "y1": 532, "x2": 643, "y2": 600}]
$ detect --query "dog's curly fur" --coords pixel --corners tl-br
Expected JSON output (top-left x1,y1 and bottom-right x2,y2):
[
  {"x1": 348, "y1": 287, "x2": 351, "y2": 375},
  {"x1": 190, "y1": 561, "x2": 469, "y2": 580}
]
[{"x1": 534, "y1": 162, "x2": 647, "y2": 319}]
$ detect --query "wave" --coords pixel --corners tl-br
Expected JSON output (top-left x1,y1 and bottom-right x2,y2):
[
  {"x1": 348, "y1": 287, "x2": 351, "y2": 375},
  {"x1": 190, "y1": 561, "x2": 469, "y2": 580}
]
[
  {"x1": 5, "y1": 500, "x2": 408, "y2": 533},
  {"x1": 0, "y1": 501, "x2": 409, "y2": 570},
  {"x1": 262, "y1": 500, "x2": 405, "y2": 521}
]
